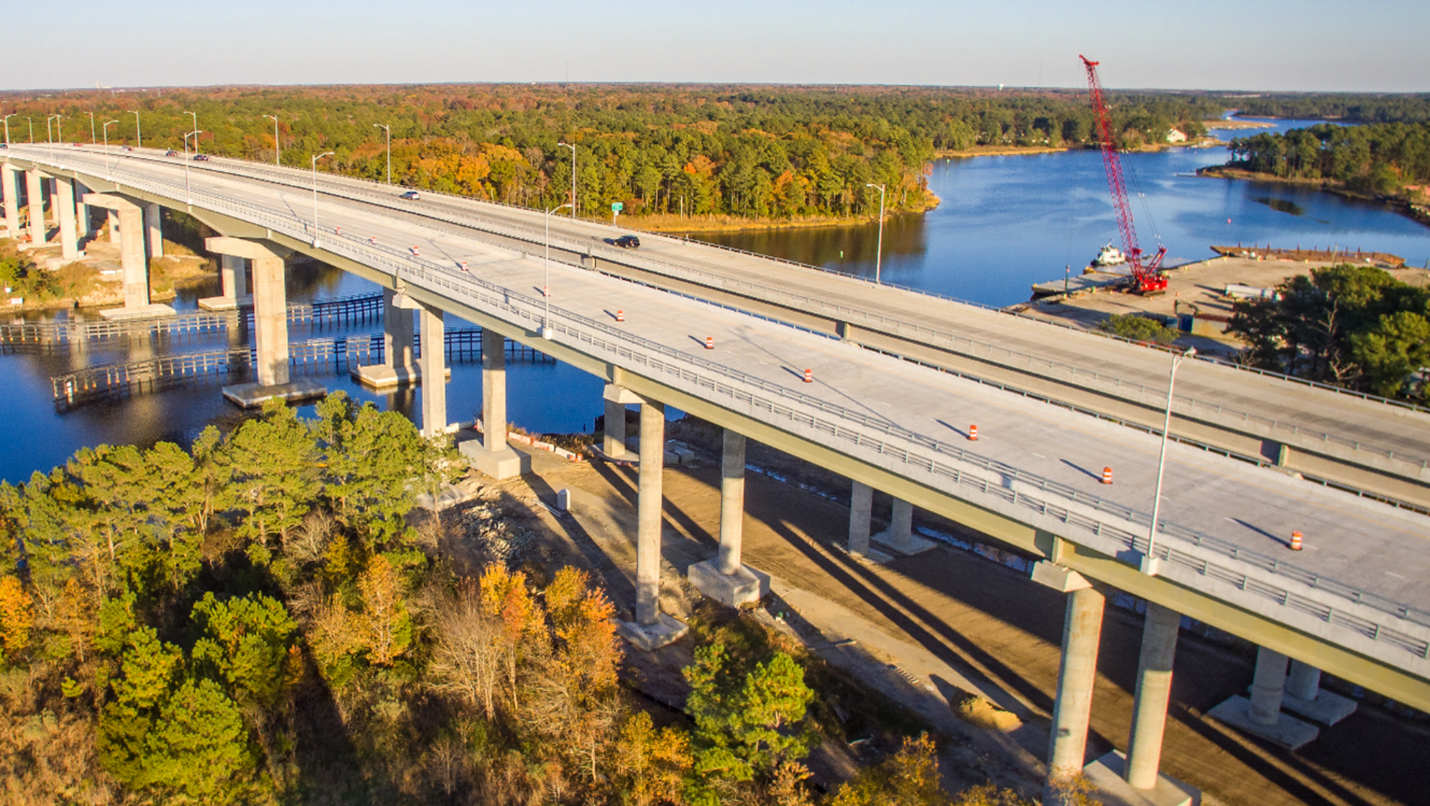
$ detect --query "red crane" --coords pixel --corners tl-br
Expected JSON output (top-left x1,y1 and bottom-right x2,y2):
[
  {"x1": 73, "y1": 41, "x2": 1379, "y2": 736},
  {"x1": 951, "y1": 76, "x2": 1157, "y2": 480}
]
[{"x1": 1080, "y1": 55, "x2": 1168, "y2": 294}]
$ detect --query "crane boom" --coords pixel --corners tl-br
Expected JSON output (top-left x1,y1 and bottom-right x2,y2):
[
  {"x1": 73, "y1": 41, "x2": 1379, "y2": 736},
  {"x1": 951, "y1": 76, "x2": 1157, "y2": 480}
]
[{"x1": 1080, "y1": 55, "x2": 1167, "y2": 293}]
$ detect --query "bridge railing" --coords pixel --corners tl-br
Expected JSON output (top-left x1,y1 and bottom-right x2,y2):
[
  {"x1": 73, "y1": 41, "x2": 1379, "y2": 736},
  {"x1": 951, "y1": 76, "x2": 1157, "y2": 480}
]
[{"x1": 51, "y1": 148, "x2": 1430, "y2": 662}]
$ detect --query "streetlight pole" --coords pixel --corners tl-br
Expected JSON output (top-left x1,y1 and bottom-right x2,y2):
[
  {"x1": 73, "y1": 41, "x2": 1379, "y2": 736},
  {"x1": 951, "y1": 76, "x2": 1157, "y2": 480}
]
[
  {"x1": 557, "y1": 141, "x2": 576, "y2": 218},
  {"x1": 263, "y1": 115, "x2": 281, "y2": 166},
  {"x1": 865, "y1": 182, "x2": 886, "y2": 284},
  {"x1": 183, "y1": 130, "x2": 203, "y2": 205},
  {"x1": 129, "y1": 110, "x2": 141, "y2": 149},
  {"x1": 1143, "y1": 346, "x2": 1196, "y2": 576},
  {"x1": 26, "y1": 117, "x2": 33, "y2": 144},
  {"x1": 373, "y1": 123, "x2": 390, "y2": 184},
  {"x1": 1, "y1": 114, "x2": 13, "y2": 146},
  {"x1": 88, "y1": 111, "x2": 95, "y2": 144},
  {"x1": 185, "y1": 111, "x2": 198, "y2": 154},
  {"x1": 311, "y1": 151, "x2": 334, "y2": 247},
  {"x1": 543, "y1": 202, "x2": 572, "y2": 338},
  {"x1": 103, "y1": 120, "x2": 119, "y2": 179}
]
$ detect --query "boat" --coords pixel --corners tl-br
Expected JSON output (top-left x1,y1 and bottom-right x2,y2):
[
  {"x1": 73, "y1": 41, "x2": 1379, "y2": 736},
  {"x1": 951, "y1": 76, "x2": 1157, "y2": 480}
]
[{"x1": 1091, "y1": 242, "x2": 1128, "y2": 268}]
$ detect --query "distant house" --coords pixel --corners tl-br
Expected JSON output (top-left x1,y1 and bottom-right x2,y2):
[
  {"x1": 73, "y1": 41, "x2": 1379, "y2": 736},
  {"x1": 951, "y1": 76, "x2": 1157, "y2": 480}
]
[{"x1": 1165, "y1": 128, "x2": 1187, "y2": 143}]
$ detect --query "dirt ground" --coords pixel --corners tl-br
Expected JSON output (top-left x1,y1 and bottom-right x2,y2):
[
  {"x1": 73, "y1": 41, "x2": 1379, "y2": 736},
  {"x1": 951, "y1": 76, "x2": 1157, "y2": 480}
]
[
  {"x1": 1014, "y1": 256, "x2": 1430, "y2": 359},
  {"x1": 446, "y1": 433, "x2": 1428, "y2": 806}
]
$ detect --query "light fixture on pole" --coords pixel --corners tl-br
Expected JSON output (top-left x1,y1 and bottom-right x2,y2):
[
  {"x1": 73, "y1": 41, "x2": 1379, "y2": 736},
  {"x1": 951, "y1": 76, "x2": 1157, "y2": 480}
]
[
  {"x1": 103, "y1": 120, "x2": 119, "y2": 179},
  {"x1": 557, "y1": 141, "x2": 576, "y2": 218},
  {"x1": 129, "y1": 110, "x2": 141, "y2": 149},
  {"x1": 311, "y1": 151, "x2": 334, "y2": 248},
  {"x1": 373, "y1": 123, "x2": 391, "y2": 184},
  {"x1": 183, "y1": 130, "x2": 203, "y2": 205},
  {"x1": 864, "y1": 182, "x2": 886, "y2": 284},
  {"x1": 543, "y1": 202, "x2": 572, "y2": 338},
  {"x1": 1142, "y1": 345, "x2": 1196, "y2": 576},
  {"x1": 263, "y1": 115, "x2": 281, "y2": 166},
  {"x1": 2, "y1": 114, "x2": 16, "y2": 146}
]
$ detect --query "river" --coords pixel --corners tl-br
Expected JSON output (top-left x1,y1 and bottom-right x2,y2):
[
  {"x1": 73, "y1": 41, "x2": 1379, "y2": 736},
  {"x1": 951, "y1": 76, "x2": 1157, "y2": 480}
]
[{"x1": 3, "y1": 118, "x2": 1427, "y2": 483}]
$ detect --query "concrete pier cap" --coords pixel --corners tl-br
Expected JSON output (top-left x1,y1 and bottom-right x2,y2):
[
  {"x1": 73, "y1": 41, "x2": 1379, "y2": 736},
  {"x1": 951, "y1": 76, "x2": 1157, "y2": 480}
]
[{"x1": 205, "y1": 235, "x2": 292, "y2": 262}]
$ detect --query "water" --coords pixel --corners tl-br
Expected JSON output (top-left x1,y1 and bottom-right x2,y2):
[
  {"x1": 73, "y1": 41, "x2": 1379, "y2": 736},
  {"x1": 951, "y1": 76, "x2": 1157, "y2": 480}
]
[
  {"x1": 4, "y1": 119, "x2": 1426, "y2": 483},
  {"x1": 688, "y1": 119, "x2": 1430, "y2": 307}
]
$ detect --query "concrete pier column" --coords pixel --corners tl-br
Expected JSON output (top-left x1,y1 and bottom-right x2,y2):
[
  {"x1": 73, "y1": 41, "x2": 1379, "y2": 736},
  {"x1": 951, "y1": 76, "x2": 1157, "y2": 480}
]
[
  {"x1": 482, "y1": 328, "x2": 507, "y2": 454},
  {"x1": 603, "y1": 396, "x2": 628, "y2": 457},
  {"x1": 848, "y1": 481, "x2": 873, "y2": 556},
  {"x1": 1124, "y1": 603, "x2": 1180, "y2": 789},
  {"x1": 1, "y1": 164, "x2": 20, "y2": 237},
  {"x1": 614, "y1": 398, "x2": 688, "y2": 651},
  {"x1": 54, "y1": 177, "x2": 78, "y2": 260},
  {"x1": 1248, "y1": 647, "x2": 1288, "y2": 726},
  {"x1": 207, "y1": 236, "x2": 322, "y2": 407},
  {"x1": 384, "y1": 288, "x2": 415, "y2": 372},
  {"x1": 635, "y1": 400, "x2": 666, "y2": 626},
  {"x1": 1286, "y1": 660, "x2": 1320, "y2": 702},
  {"x1": 457, "y1": 327, "x2": 529, "y2": 478},
  {"x1": 143, "y1": 202, "x2": 163, "y2": 259},
  {"x1": 688, "y1": 429, "x2": 765, "y2": 607},
  {"x1": 222, "y1": 254, "x2": 248, "y2": 299},
  {"x1": 74, "y1": 180, "x2": 90, "y2": 238},
  {"x1": 84, "y1": 195, "x2": 150, "y2": 311},
  {"x1": 717, "y1": 429, "x2": 747, "y2": 575},
  {"x1": 25, "y1": 170, "x2": 45, "y2": 245},
  {"x1": 1046, "y1": 587, "x2": 1104, "y2": 788},
  {"x1": 417, "y1": 304, "x2": 446, "y2": 437},
  {"x1": 107, "y1": 209, "x2": 119, "y2": 243}
]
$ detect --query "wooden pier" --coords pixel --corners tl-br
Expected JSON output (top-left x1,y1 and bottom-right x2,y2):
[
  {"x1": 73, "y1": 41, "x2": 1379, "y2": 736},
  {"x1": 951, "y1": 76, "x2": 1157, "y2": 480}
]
[
  {"x1": 3, "y1": 293, "x2": 384, "y2": 353},
  {"x1": 50, "y1": 327, "x2": 553, "y2": 411}
]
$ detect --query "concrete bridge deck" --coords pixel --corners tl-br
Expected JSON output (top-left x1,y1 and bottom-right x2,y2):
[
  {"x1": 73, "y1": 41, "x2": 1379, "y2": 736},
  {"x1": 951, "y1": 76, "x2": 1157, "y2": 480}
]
[
  {"x1": 7, "y1": 145, "x2": 1429, "y2": 717},
  {"x1": 76, "y1": 143, "x2": 1430, "y2": 510}
]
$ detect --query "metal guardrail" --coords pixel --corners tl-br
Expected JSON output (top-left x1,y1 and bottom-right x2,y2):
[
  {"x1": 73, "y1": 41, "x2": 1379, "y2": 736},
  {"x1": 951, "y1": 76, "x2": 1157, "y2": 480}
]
[
  {"x1": 31, "y1": 147, "x2": 1430, "y2": 662},
  {"x1": 2, "y1": 292, "x2": 384, "y2": 350},
  {"x1": 89, "y1": 145, "x2": 1428, "y2": 469},
  {"x1": 49, "y1": 326, "x2": 551, "y2": 409}
]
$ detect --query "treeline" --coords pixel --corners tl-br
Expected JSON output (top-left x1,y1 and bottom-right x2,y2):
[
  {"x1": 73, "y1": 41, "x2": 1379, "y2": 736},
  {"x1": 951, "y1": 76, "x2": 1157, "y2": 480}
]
[
  {"x1": 1230, "y1": 94, "x2": 1430, "y2": 124},
  {"x1": 1226, "y1": 122, "x2": 1430, "y2": 194},
  {"x1": 0, "y1": 394, "x2": 1038, "y2": 805},
  {"x1": 6, "y1": 84, "x2": 1221, "y2": 221},
  {"x1": 1228, "y1": 264, "x2": 1430, "y2": 399}
]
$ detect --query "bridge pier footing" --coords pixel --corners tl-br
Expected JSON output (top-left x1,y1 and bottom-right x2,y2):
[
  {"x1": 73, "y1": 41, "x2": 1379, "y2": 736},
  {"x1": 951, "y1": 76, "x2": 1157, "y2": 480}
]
[
  {"x1": 1282, "y1": 660, "x2": 1357, "y2": 726},
  {"x1": 87, "y1": 193, "x2": 175, "y2": 320},
  {"x1": 208, "y1": 236, "x2": 324, "y2": 407},
  {"x1": 1081, "y1": 602, "x2": 1200, "y2": 806},
  {"x1": 618, "y1": 397, "x2": 688, "y2": 650},
  {"x1": 689, "y1": 429, "x2": 768, "y2": 608},
  {"x1": 353, "y1": 289, "x2": 424, "y2": 389},
  {"x1": 871, "y1": 497, "x2": 936, "y2": 555},
  {"x1": 460, "y1": 328, "x2": 529, "y2": 478},
  {"x1": 1207, "y1": 646, "x2": 1319, "y2": 750}
]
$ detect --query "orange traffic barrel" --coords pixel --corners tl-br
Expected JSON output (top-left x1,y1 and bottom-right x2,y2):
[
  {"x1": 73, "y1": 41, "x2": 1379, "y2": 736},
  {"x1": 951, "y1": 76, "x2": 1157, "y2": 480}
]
[
  {"x1": 369, "y1": 236, "x2": 377, "y2": 244},
  {"x1": 705, "y1": 336, "x2": 714, "y2": 350},
  {"x1": 616, "y1": 310, "x2": 625, "y2": 322},
  {"x1": 803, "y1": 368, "x2": 813, "y2": 383},
  {"x1": 1290, "y1": 531, "x2": 1303, "y2": 550},
  {"x1": 1101, "y1": 467, "x2": 1113, "y2": 485},
  {"x1": 968, "y1": 424, "x2": 979, "y2": 441},
  {"x1": 411, "y1": 246, "x2": 420, "y2": 256}
]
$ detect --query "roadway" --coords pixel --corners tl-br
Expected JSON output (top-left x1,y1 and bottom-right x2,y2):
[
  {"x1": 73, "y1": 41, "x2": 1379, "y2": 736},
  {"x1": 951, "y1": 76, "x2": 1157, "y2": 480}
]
[{"x1": 11, "y1": 144, "x2": 1430, "y2": 699}]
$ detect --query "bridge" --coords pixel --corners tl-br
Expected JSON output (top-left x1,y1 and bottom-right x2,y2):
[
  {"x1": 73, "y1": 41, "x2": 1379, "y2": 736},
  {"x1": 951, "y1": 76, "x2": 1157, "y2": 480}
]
[{"x1": 5, "y1": 144, "x2": 1429, "y2": 803}]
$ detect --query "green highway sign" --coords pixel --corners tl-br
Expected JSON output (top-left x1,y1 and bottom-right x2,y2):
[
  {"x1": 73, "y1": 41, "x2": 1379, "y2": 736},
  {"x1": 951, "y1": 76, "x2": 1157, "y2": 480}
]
[{"x1": 611, "y1": 202, "x2": 624, "y2": 212}]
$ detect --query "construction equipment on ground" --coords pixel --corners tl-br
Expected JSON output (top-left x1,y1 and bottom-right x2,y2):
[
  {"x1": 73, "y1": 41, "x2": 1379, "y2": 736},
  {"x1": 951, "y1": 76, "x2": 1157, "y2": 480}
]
[{"x1": 1080, "y1": 54, "x2": 1169, "y2": 294}]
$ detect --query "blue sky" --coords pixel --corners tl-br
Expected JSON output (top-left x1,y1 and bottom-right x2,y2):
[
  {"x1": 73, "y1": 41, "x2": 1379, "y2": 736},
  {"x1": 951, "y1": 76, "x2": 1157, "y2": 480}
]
[{"x1": 9, "y1": 0, "x2": 1428, "y2": 92}]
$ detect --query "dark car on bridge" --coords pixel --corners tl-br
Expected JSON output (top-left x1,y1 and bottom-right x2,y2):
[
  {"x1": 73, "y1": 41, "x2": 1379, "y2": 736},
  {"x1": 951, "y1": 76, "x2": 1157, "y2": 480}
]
[
  {"x1": 399, "y1": 190, "x2": 420, "y2": 200},
  {"x1": 165, "y1": 150, "x2": 177, "y2": 157},
  {"x1": 193, "y1": 154, "x2": 210, "y2": 161},
  {"x1": 614, "y1": 235, "x2": 640, "y2": 249}
]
